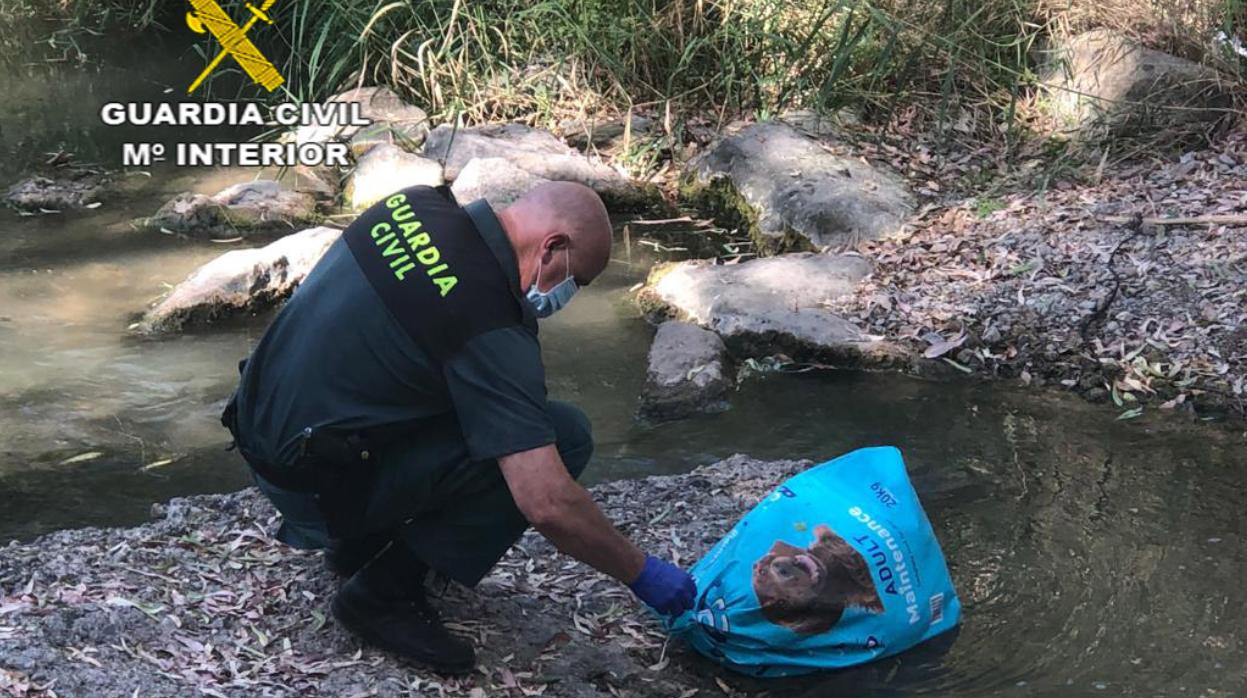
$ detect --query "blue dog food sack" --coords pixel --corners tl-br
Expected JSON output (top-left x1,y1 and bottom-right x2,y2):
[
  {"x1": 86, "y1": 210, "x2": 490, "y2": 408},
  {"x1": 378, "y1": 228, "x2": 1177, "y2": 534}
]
[{"x1": 668, "y1": 446, "x2": 961, "y2": 677}]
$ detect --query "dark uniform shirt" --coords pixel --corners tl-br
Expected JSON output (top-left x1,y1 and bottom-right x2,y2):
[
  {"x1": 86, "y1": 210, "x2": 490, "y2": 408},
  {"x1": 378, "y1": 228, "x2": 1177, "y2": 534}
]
[{"x1": 233, "y1": 194, "x2": 556, "y2": 468}]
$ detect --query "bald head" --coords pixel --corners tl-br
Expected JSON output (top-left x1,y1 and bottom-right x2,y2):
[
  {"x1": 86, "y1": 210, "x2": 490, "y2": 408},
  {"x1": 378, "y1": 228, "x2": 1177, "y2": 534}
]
[{"x1": 496, "y1": 181, "x2": 612, "y2": 295}]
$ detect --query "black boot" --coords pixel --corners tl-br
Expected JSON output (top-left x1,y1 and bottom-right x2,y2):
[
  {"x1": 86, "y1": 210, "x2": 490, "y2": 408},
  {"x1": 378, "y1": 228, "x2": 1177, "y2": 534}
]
[
  {"x1": 324, "y1": 532, "x2": 392, "y2": 578},
  {"x1": 331, "y1": 543, "x2": 475, "y2": 674}
]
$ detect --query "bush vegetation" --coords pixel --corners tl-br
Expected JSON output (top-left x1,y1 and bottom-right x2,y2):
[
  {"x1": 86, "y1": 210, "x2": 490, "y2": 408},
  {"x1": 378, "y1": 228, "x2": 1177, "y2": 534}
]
[{"x1": 3, "y1": 0, "x2": 1244, "y2": 141}]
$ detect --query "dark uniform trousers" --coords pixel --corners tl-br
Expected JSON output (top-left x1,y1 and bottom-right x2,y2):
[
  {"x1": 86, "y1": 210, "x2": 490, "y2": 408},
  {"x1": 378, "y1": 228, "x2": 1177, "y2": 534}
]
[{"x1": 252, "y1": 400, "x2": 592, "y2": 587}]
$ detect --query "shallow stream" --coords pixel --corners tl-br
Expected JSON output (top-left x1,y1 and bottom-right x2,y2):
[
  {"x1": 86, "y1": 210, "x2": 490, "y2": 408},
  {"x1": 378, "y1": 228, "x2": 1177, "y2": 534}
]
[{"x1": 1, "y1": 48, "x2": 1244, "y2": 698}]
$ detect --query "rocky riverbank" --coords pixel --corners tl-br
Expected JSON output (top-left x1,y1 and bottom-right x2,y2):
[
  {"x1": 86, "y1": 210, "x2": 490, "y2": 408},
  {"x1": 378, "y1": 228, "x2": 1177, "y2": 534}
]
[
  {"x1": 5, "y1": 54, "x2": 1243, "y2": 420},
  {"x1": 644, "y1": 127, "x2": 1247, "y2": 420},
  {"x1": 0, "y1": 456, "x2": 816, "y2": 698}
]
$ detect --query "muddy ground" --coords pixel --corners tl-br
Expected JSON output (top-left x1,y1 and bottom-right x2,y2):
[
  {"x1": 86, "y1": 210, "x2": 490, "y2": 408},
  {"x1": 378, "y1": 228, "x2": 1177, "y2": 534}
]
[{"x1": 0, "y1": 456, "x2": 831, "y2": 698}]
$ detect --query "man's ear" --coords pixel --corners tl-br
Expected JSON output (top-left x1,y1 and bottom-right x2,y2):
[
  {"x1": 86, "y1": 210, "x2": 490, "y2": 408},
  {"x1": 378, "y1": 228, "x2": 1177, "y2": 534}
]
[{"x1": 542, "y1": 232, "x2": 571, "y2": 259}]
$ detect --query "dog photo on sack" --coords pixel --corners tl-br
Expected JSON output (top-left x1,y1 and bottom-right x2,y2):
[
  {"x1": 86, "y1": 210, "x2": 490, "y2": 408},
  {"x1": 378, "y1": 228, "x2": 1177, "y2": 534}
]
[
  {"x1": 668, "y1": 446, "x2": 961, "y2": 677},
  {"x1": 752, "y1": 522, "x2": 884, "y2": 635}
]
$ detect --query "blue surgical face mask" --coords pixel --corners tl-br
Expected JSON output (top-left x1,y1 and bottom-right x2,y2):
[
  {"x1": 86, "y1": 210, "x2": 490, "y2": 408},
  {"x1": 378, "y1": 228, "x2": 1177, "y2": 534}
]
[{"x1": 526, "y1": 247, "x2": 579, "y2": 318}]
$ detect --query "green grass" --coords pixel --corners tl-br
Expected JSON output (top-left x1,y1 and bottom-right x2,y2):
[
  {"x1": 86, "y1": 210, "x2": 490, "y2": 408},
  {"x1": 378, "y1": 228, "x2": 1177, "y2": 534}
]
[
  {"x1": 197, "y1": 0, "x2": 1055, "y2": 133},
  {"x1": 975, "y1": 197, "x2": 1006, "y2": 217}
]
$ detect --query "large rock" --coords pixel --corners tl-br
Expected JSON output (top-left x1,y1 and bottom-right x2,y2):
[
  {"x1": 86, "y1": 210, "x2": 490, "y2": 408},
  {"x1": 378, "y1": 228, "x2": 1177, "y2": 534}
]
[
  {"x1": 423, "y1": 123, "x2": 660, "y2": 211},
  {"x1": 639, "y1": 253, "x2": 903, "y2": 365},
  {"x1": 451, "y1": 157, "x2": 551, "y2": 209},
  {"x1": 682, "y1": 121, "x2": 914, "y2": 254},
  {"x1": 424, "y1": 123, "x2": 567, "y2": 179},
  {"x1": 137, "y1": 226, "x2": 341, "y2": 334},
  {"x1": 291, "y1": 86, "x2": 429, "y2": 147},
  {"x1": 138, "y1": 180, "x2": 319, "y2": 240},
  {"x1": 1040, "y1": 30, "x2": 1233, "y2": 138},
  {"x1": 286, "y1": 164, "x2": 339, "y2": 203},
  {"x1": 343, "y1": 143, "x2": 443, "y2": 210},
  {"x1": 4, "y1": 171, "x2": 107, "y2": 210},
  {"x1": 638, "y1": 321, "x2": 732, "y2": 421}
]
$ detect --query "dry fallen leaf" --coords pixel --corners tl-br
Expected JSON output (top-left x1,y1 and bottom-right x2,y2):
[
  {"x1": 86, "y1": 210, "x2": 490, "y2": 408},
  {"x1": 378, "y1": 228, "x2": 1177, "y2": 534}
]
[
  {"x1": 59, "y1": 451, "x2": 102, "y2": 466},
  {"x1": 923, "y1": 331, "x2": 967, "y2": 359}
]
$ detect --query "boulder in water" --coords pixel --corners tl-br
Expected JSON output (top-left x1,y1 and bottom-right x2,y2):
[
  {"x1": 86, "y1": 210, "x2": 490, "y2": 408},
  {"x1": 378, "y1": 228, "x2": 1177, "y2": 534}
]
[
  {"x1": 424, "y1": 123, "x2": 568, "y2": 180},
  {"x1": 138, "y1": 180, "x2": 319, "y2": 240},
  {"x1": 639, "y1": 321, "x2": 732, "y2": 421},
  {"x1": 450, "y1": 157, "x2": 551, "y2": 209},
  {"x1": 423, "y1": 123, "x2": 661, "y2": 211},
  {"x1": 286, "y1": 164, "x2": 340, "y2": 203},
  {"x1": 4, "y1": 170, "x2": 107, "y2": 211},
  {"x1": 137, "y1": 226, "x2": 341, "y2": 334},
  {"x1": 682, "y1": 121, "x2": 914, "y2": 254},
  {"x1": 639, "y1": 252, "x2": 905, "y2": 366},
  {"x1": 343, "y1": 143, "x2": 443, "y2": 210}
]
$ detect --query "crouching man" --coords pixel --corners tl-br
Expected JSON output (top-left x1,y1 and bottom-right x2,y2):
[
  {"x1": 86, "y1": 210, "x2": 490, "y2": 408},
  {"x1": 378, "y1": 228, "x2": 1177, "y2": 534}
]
[{"x1": 221, "y1": 182, "x2": 695, "y2": 673}]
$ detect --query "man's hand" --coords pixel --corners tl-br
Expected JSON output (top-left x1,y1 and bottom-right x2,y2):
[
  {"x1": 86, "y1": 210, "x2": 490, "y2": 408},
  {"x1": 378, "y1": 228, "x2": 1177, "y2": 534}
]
[
  {"x1": 499, "y1": 445, "x2": 687, "y2": 603},
  {"x1": 628, "y1": 555, "x2": 696, "y2": 616},
  {"x1": 498, "y1": 446, "x2": 697, "y2": 616}
]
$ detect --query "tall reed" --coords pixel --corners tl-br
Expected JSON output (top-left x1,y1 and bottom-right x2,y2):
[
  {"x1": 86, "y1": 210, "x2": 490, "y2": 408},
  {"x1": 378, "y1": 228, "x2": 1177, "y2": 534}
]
[{"x1": 4, "y1": 0, "x2": 1242, "y2": 137}]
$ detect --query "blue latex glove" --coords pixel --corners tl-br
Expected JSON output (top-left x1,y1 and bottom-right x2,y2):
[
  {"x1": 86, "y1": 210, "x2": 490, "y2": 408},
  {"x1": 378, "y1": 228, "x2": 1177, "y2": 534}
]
[{"x1": 629, "y1": 555, "x2": 696, "y2": 616}]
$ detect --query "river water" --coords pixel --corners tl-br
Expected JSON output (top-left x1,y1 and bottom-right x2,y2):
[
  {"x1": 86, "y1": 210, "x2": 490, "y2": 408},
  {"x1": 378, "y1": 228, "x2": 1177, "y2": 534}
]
[{"x1": 1, "y1": 49, "x2": 1244, "y2": 698}]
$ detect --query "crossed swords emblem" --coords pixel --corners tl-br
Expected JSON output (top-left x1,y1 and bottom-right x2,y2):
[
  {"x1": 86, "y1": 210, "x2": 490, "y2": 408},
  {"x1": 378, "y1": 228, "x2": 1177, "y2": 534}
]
[{"x1": 186, "y1": 0, "x2": 285, "y2": 94}]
